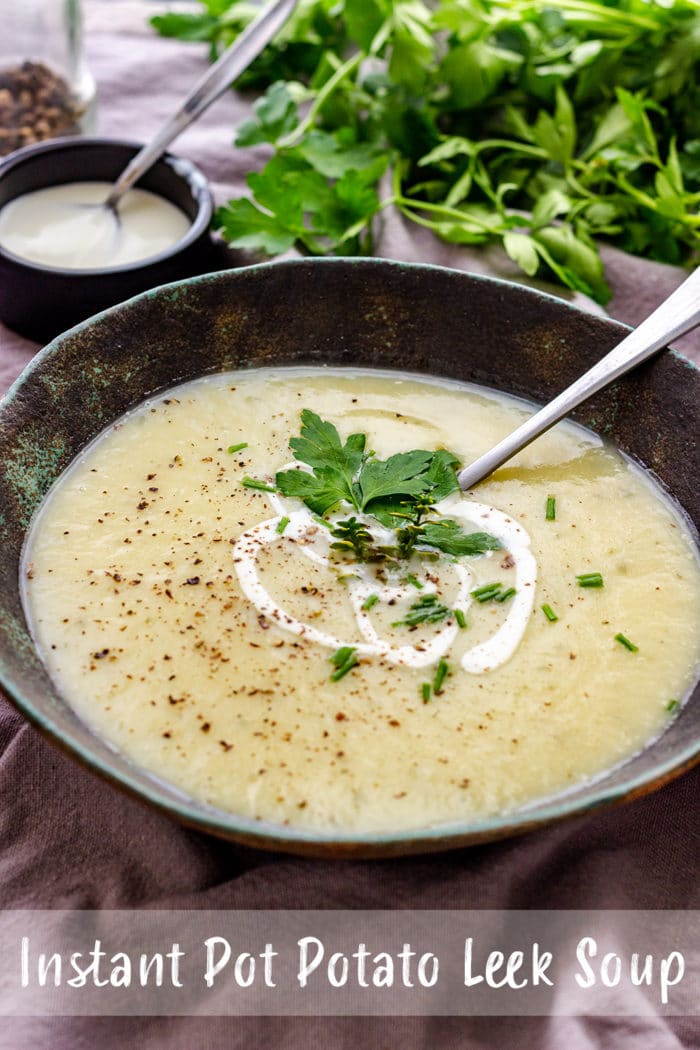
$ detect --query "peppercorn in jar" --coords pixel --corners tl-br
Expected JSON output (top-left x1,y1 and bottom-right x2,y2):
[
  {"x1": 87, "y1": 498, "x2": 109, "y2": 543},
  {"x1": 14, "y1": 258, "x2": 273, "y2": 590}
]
[{"x1": 0, "y1": 2, "x2": 95, "y2": 157}]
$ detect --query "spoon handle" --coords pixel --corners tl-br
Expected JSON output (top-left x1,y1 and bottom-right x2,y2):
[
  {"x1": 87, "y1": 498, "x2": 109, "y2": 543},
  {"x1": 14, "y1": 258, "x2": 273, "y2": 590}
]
[
  {"x1": 457, "y1": 265, "x2": 700, "y2": 491},
  {"x1": 105, "y1": 0, "x2": 298, "y2": 210}
]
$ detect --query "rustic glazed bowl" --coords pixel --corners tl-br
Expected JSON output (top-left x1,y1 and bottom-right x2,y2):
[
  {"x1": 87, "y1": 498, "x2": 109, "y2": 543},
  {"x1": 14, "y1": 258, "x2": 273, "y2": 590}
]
[{"x1": 0, "y1": 259, "x2": 698, "y2": 857}]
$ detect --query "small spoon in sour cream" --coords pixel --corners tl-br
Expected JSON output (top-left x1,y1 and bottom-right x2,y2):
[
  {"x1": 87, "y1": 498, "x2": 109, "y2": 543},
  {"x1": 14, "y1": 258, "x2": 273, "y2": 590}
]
[
  {"x1": 0, "y1": 0, "x2": 299, "y2": 271},
  {"x1": 103, "y1": 0, "x2": 298, "y2": 215},
  {"x1": 458, "y1": 265, "x2": 700, "y2": 490}
]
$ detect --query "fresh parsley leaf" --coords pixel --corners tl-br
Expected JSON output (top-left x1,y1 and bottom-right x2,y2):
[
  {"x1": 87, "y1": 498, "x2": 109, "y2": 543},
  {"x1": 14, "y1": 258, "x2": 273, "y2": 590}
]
[
  {"x1": 216, "y1": 198, "x2": 297, "y2": 255},
  {"x1": 417, "y1": 522, "x2": 501, "y2": 558},
  {"x1": 359, "y1": 449, "x2": 434, "y2": 508},
  {"x1": 276, "y1": 410, "x2": 366, "y2": 514},
  {"x1": 275, "y1": 466, "x2": 351, "y2": 516},
  {"x1": 290, "y1": 410, "x2": 365, "y2": 487},
  {"x1": 235, "y1": 81, "x2": 299, "y2": 146}
]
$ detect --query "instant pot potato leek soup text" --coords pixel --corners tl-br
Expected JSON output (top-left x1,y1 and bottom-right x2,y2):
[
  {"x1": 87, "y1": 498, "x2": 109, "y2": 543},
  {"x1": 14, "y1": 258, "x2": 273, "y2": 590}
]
[{"x1": 21, "y1": 369, "x2": 700, "y2": 833}]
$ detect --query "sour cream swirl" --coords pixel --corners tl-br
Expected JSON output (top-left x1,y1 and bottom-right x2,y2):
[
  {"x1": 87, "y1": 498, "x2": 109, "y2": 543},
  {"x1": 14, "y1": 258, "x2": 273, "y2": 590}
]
[{"x1": 232, "y1": 475, "x2": 536, "y2": 675}]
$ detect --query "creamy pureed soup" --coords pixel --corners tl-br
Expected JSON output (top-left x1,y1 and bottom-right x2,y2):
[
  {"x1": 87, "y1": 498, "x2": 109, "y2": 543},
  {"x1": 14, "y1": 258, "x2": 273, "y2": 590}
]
[{"x1": 21, "y1": 369, "x2": 700, "y2": 834}]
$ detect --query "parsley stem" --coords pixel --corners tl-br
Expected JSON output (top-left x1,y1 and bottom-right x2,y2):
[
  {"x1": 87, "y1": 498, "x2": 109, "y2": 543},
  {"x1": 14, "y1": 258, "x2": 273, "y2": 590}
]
[{"x1": 278, "y1": 52, "x2": 362, "y2": 148}]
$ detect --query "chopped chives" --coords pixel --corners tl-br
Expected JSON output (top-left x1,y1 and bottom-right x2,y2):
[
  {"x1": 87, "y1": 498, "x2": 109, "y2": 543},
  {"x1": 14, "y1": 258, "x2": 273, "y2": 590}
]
[
  {"x1": 576, "y1": 572, "x2": 604, "y2": 588},
  {"x1": 615, "y1": 632, "x2": 638, "y2": 652},
  {"x1": 330, "y1": 646, "x2": 355, "y2": 667},
  {"x1": 421, "y1": 682, "x2": 432, "y2": 704},
  {"x1": 313, "y1": 514, "x2": 333, "y2": 530},
  {"x1": 666, "y1": 699, "x2": 679, "y2": 713},
  {"x1": 329, "y1": 646, "x2": 358, "y2": 681},
  {"x1": 227, "y1": 442, "x2": 248, "y2": 454},
  {"x1": 541, "y1": 603, "x2": 559, "y2": 622},
  {"x1": 454, "y1": 608, "x2": 467, "y2": 629},
  {"x1": 361, "y1": 593, "x2": 379, "y2": 611},
  {"x1": 433, "y1": 658, "x2": 449, "y2": 694},
  {"x1": 406, "y1": 573, "x2": 423, "y2": 589},
  {"x1": 471, "y1": 582, "x2": 503, "y2": 602},
  {"x1": 330, "y1": 660, "x2": 357, "y2": 682},
  {"x1": 545, "y1": 496, "x2": 556, "y2": 521},
  {"x1": 392, "y1": 593, "x2": 451, "y2": 627},
  {"x1": 242, "y1": 477, "x2": 276, "y2": 493},
  {"x1": 495, "y1": 587, "x2": 517, "y2": 603},
  {"x1": 276, "y1": 516, "x2": 290, "y2": 534}
]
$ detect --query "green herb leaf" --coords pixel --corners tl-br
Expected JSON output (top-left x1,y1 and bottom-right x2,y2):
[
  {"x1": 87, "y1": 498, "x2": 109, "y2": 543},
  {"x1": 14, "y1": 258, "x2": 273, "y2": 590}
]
[
  {"x1": 418, "y1": 521, "x2": 501, "y2": 558},
  {"x1": 235, "y1": 81, "x2": 299, "y2": 146},
  {"x1": 359, "y1": 449, "x2": 435, "y2": 507}
]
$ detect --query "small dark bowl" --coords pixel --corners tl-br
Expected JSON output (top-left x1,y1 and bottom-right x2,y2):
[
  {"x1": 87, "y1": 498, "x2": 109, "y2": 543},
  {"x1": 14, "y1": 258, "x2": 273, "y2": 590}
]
[
  {"x1": 0, "y1": 137, "x2": 215, "y2": 342},
  {"x1": 0, "y1": 259, "x2": 698, "y2": 858}
]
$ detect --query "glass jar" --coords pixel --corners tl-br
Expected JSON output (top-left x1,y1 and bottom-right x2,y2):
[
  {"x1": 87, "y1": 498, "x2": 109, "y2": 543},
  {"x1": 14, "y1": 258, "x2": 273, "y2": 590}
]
[{"x1": 0, "y1": 0, "x2": 96, "y2": 157}]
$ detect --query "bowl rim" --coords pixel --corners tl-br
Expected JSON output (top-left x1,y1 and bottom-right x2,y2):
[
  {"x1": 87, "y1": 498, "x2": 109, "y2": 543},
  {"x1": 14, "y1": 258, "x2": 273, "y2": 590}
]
[
  {"x1": 0, "y1": 135, "x2": 213, "y2": 277},
  {"x1": 1, "y1": 256, "x2": 698, "y2": 856}
]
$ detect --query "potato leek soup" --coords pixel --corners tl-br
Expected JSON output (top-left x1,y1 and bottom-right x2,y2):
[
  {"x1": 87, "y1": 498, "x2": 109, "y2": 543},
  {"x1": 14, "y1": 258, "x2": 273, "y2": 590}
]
[{"x1": 21, "y1": 368, "x2": 700, "y2": 834}]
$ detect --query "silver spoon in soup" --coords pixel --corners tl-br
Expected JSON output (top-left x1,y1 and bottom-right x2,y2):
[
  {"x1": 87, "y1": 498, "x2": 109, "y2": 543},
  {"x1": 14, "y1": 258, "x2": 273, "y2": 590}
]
[{"x1": 458, "y1": 265, "x2": 700, "y2": 490}]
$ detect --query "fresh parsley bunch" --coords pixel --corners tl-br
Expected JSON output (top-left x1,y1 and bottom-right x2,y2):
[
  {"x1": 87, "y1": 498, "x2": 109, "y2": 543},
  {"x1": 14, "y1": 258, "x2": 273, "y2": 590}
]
[{"x1": 152, "y1": 0, "x2": 700, "y2": 302}]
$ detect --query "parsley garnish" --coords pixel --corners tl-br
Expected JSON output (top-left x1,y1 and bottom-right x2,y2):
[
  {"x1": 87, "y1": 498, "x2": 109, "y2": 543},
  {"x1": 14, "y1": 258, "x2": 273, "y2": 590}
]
[{"x1": 277, "y1": 411, "x2": 501, "y2": 562}]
